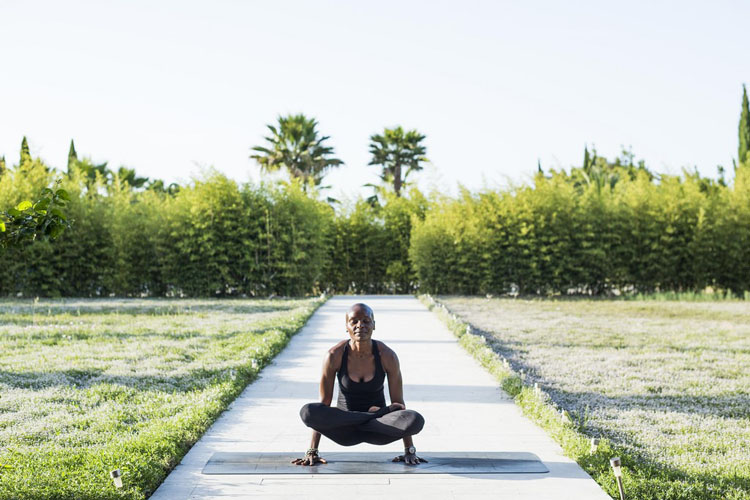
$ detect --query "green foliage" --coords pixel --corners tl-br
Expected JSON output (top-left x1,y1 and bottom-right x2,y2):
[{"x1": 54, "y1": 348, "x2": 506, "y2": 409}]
[
  {"x1": 0, "y1": 145, "x2": 339, "y2": 297},
  {"x1": 67, "y1": 156, "x2": 110, "y2": 186},
  {"x1": 104, "y1": 179, "x2": 165, "y2": 296},
  {"x1": 739, "y1": 84, "x2": 750, "y2": 167},
  {"x1": 114, "y1": 166, "x2": 149, "y2": 189},
  {"x1": 411, "y1": 151, "x2": 750, "y2": 296},
  {"x1": 0, "y1": 143, "x2": 71, "y2": 253},
  {"x1": 0, "y1": 186, "x2": 70, "y2": 249},
  {"x1": 369, "y1": 126, "x2": 428, "y2": 196},
  {"x1": 19, "y1": 136, "x2": 31, "y2": 167},
  {"x1": 324, "y1": 199, "x2": 387, "y2": 293},
  {"x1": 162, "y1": 171, "x2": 248, "y2": 296},
  {"x1": 2, "y1": 138, "x2": 750, "y2": 297},
  {"x1": 251, "y1": 114, "x2": 343, "y2": 189},
  {"x1": 324, "y1": 189, "x2": 426, "y2": 293},
  {"x1": 67, "y1": 139, "x2": 77, "y2": 170}
]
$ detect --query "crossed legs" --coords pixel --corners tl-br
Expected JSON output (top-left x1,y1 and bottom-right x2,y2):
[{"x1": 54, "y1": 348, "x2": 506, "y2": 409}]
[{"x1": 299, "y1": 402, "x2": 425, "y2": 446}]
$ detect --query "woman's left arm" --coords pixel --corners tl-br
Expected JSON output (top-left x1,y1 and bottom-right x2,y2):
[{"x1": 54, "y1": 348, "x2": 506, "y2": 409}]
[
  {"x1": 382, "y1": 346, "x2": 424, "y2": 465},
  {"x1": 382, "y1": 346, "x2": 405, "y2": 407}
]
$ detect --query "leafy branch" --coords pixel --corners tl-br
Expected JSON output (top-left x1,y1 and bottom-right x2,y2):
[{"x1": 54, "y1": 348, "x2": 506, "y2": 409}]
[{"x1": 0, "y1": 183, "x2": 71, "y2": 250}]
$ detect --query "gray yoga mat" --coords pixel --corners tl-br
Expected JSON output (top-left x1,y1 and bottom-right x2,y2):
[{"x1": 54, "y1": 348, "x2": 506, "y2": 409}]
[{"x1": 203, "y1": 451, "x2": 549, "y2": 475}]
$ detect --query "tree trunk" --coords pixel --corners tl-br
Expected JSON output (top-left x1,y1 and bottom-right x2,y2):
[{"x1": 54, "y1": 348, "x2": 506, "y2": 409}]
[{"x1": 394, "y1": 163, "x2": 402, "y2": 196}]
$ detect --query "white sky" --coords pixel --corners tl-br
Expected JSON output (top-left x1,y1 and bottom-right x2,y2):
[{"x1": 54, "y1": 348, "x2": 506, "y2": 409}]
[{"x1": 1, "y1": 0, "x2": 747, "y2": 199}]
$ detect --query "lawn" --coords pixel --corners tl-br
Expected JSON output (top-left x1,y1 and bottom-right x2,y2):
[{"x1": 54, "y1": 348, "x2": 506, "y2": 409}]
[
  {"x1": 0, "y1": 297, "x2": 322, "y2": 500},
  {"x1": 438, "y1": 297, "x2": 750, "y2": 500}
]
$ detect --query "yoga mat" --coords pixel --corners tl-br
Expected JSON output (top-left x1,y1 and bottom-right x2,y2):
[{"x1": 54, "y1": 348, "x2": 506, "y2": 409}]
[{"x1": 203, "y1": 451, "x2": 549, "y2": 475}]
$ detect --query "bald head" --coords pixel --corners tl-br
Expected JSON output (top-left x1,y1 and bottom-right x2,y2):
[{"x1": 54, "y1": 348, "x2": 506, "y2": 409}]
[
  {"x1": 346, "y1": 303, "x2": 374, "y2": 321},
  {"x1": 345, "y1": 303, "x2": 375, "y2": 340}
]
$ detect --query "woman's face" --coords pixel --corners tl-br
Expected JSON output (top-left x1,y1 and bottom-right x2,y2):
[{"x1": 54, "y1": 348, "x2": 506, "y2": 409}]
[{"x1": 346, "y1": 305, "x2": 375, "y2": 342}]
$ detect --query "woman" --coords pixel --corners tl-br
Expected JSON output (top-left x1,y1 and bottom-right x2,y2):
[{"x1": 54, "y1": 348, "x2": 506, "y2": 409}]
[{"x1": 294, "y1": 303, "x2": 426, "y2": 466}]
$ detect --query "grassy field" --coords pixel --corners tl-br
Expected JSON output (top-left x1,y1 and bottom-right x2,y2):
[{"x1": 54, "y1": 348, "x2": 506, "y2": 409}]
[
  {"x1": 438, "y1": 296, "x2": 749, "y2": 500},
  {"x1": 0, "y1": 297, "x2": 322, "y2": 500}
]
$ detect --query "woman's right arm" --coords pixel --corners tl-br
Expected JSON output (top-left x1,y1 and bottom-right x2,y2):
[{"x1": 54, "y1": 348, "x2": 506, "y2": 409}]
[
  {"x1": 293, "y1": 346, "x2": 340, "y2": 466},
  {"x1": 309, "y1": 349, "x2": 337, "y2": 448}
]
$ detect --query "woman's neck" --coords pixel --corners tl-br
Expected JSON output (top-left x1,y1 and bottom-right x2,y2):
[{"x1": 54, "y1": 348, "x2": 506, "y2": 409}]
[{"x1": 349, "y1": 339, "x2": 373, "y2": 356}]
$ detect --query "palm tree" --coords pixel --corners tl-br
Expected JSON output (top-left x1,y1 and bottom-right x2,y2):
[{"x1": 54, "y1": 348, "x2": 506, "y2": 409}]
[
  {"x1": 250, "y1": 114, "x2": 343, "y2": 189},
  {"x1": 368, "y1": 126, "x2": 427, "y2": 196},
  {"x1": 115, "y1": 166, "x2": 149, "y2": 189}
]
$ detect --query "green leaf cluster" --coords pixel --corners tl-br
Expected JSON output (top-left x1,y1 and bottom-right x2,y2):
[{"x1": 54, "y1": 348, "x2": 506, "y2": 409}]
[
  {"x1": 0, "y1": 184, "x2": 70, "y2": 250},
  {"x1": 250, "y1": 114, "x2": 343, "y2": 190},
  {"x1": 368, "y1": 126, "x2": 428, "y2": 196}
]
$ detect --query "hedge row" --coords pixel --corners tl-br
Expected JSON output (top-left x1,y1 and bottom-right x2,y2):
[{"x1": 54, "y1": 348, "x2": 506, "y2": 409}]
[
  {"x1": 0, "y1": 164, "x2": 418, "y2": 297},
  {"x1": 2, "y1": 160, "x2": 750, "y2": 297},
  {"x1": 410, "y1": 168, "x2": 750, "y2": 295}
]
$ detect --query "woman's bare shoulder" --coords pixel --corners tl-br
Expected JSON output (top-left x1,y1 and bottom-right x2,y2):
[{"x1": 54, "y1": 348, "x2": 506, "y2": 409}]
[
  {"x1": 326, "y1": 339, "x2": 348, "y2": 360},
  {"x1": 376, "y1": 340, "x2": 399, "y2": 365},
  {"x1": 321, "y1": 340, "x2": 348, "y2": 373}
]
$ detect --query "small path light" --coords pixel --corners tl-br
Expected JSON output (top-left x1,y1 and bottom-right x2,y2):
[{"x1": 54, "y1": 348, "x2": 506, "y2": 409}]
[
  {"x1": 610, "y1": 457, "x2": 625, "y2": 500},
  {"x1": 559, "y1": 409, "x2": 570, "y2": 424},
  {"x1": 533, "y1": 382, "x2": 540, "y2": 395},
  {"x1": 465, "y1": 325, "x2": 471, "y2": 335},
  {"x1": 590, "y1": 438, "x2": 600, "y2": 454},
  {"x1": 110, "y1": 469, "x2": 123, "y2": 489}
]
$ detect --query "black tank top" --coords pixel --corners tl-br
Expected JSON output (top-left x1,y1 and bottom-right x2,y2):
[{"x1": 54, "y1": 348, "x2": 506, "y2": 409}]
[{"x1": 336, "y1": 340, "x2": 387, "y2": 412}]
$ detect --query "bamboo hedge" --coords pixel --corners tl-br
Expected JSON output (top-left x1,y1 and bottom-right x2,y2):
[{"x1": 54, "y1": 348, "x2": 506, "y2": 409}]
[
  {"x1": 410, "y1": 168, "x2": 750, "y2": 295},
  {"x1": 1, "y1": 160, "x2": 749, "y2": 297}
]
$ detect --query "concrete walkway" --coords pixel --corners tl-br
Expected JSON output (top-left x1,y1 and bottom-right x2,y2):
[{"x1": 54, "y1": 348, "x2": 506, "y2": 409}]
[{"x1": 150, "y1": 296, "x2": 610, "y2": 500}]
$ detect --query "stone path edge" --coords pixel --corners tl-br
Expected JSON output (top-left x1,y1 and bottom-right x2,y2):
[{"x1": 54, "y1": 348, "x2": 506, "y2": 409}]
[{"x1": 420, "y1": 294, "x2": 617, "y2": 500}]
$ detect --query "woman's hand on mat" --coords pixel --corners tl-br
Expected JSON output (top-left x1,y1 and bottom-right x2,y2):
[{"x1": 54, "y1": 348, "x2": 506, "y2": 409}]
[
  {"x1": 291, "y1": 453, "x2": 327, "y2": 466},
  {"x1": 392, "y1": 452, "x2": 428, "y2": 465}
]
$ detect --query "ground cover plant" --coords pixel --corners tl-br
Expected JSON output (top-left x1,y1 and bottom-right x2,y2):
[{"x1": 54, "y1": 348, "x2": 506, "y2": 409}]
[
  {"x1": 0, "y1": 297, "x2": 322, "y2": 500},
  {"x1": 436, "y1": 296, "x2": 749, "y2": 500}
]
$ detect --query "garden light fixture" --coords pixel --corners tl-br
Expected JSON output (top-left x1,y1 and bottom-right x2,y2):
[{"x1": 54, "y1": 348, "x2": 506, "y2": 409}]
[
  {"x1": 610, "y1": 456, "x2": 621, "y2": 477},
  {"x1": 110, "y1": 469, "x2": 123, "y2": 488},
  {"x1": 610, "y1": 457, "x2": 625, "y2": 500},
  {"x1": 590, "y1": 437, "x2": 600, "y2": 454},
  {"x1": 559, "y1": 409, "x2": 570, "y2": 424}
]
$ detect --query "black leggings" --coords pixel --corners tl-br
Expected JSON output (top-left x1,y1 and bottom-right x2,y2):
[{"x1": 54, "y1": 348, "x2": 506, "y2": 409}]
[{"x1": 300, "y1": 403, "x2": 425, "y2": 446}]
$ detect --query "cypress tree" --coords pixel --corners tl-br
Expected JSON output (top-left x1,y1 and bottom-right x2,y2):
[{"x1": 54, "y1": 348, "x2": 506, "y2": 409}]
[
  {"x1": 67, "y1": 139, "x2": 78, "y2": 171},
  {"x1": 20, "y1": 136, "x2": 31, "y2": 166},
  {"x1": 0, "y1": 155, "x2": 5, "y2": 176},
  {"x1": 739, "y1": 85, "x2": 750, "y2": 167},
  {"x1": 583, "y1": 145, "x2": 591, "y2": 171}
]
